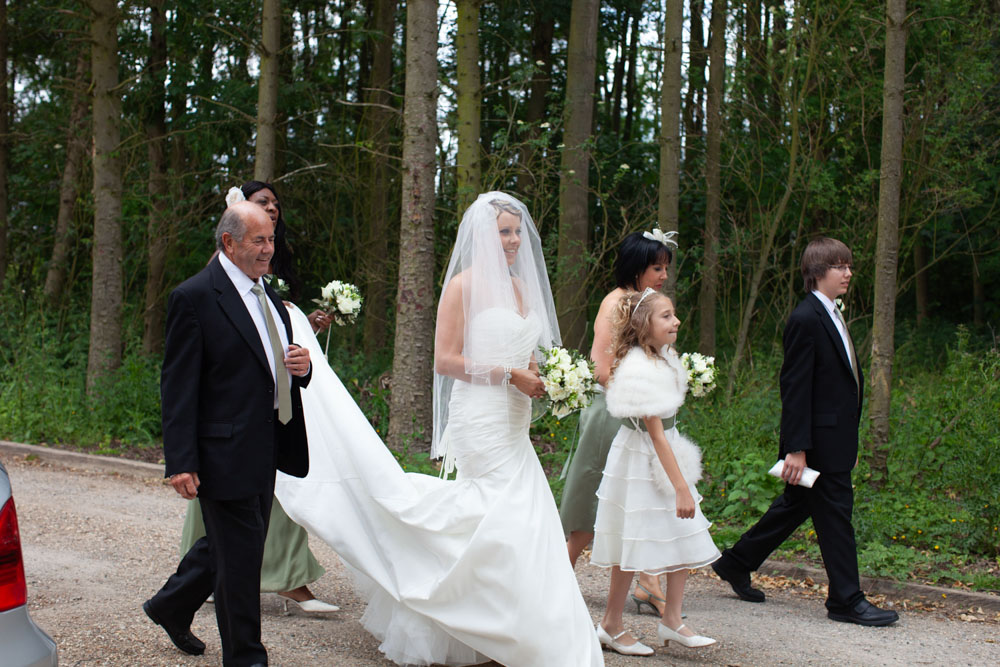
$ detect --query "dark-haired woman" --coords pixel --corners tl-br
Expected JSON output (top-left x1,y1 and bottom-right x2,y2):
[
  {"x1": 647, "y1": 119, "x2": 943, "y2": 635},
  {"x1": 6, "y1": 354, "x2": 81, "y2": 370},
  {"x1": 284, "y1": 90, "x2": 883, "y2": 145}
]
[
  {"x1": 560, "y1": 230, "x2": 676, "y2": 616},
  {"x1": 178, "y1": 181, "x2": 339, "y2": 613}
]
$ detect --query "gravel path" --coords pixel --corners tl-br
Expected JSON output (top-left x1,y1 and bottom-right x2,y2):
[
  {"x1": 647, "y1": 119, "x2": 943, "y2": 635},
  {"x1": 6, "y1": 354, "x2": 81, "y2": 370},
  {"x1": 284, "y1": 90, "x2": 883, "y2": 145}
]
[{"x1": 8, "y1": 456, "x2": 998, "y2": 666}]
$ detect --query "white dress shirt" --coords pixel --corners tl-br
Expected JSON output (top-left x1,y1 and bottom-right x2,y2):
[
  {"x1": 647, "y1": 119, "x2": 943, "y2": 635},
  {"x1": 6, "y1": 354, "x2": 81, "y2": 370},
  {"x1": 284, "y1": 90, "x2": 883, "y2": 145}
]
[
  {"x1": 219, "y1": 252, "x2": 291, "y2": 409},
  {"x1": 812, "y1": 290, "x2": 853, "y2": 371}
]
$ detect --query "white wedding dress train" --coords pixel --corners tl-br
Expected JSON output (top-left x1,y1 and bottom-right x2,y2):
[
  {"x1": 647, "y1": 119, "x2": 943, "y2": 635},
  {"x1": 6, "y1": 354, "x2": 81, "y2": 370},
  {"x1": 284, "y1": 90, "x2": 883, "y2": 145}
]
[{"x1": 276, "y1": 306, "x2": 603, "y2": 667}]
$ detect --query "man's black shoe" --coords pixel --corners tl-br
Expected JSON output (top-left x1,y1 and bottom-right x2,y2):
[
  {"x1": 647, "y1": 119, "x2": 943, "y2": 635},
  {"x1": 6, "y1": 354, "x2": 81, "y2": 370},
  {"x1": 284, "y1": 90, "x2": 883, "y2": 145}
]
[
  {"x1": 711, "y1": 559, "x2": 765, "y2": 603},
  {"x1": 143, "y1": 600, "x2": 207, "y2": 655},
  {"x1": 827, "y1": 599, "x2": 899, "y2": 627}
]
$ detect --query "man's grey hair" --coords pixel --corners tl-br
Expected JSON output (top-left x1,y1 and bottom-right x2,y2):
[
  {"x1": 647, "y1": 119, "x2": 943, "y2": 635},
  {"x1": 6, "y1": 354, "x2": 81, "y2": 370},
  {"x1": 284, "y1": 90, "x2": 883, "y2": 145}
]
[{"x1": 215, "y1": 207, "x2": 247, "y2": 250}]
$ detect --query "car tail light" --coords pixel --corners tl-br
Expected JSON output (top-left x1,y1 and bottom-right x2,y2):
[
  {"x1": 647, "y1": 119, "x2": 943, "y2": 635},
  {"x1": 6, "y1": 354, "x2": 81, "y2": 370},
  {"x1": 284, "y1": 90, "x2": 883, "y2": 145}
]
[{"x1": 0, "y1": 496, "x2": 28, "y2": 612}]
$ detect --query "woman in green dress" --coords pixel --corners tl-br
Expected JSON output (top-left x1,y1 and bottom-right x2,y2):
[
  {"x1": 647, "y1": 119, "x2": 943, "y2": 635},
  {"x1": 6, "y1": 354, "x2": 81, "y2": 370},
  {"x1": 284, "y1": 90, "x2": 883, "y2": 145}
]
[
  {"x1": 179, "y1": 180, "x2": 338, "y2": 613},
  {"x1": 560, "y1": 229, "x2": 676, "y2": 614}
]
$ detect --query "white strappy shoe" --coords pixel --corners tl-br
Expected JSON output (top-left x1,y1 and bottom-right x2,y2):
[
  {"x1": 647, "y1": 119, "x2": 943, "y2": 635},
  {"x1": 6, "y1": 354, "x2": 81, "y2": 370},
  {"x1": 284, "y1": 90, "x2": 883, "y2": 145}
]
[
  {"x1": 596, "y1": 624, "x2": 655, "y2": 656},
  {"x1": 278, "y1": 593, "x2": 340, "y2": 613},
  {"x1": 657, "y1": 622, "x2": 716, "y2": 648}
]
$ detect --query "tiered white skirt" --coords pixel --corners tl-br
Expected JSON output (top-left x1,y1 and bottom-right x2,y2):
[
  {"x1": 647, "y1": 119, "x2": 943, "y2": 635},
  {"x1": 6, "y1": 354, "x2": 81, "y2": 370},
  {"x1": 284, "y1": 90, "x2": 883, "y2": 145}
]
[{"x1": 591, "y1": 424, "x2": 720, "y2": 574}]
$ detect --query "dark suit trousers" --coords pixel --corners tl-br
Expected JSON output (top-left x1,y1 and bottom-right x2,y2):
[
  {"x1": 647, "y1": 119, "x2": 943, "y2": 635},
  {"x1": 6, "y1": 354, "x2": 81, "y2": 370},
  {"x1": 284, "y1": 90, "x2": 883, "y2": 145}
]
[
  {"x1": 148, "y1": 485, "x2": 274, "y2": 666},
  {"x1": 721, "y1": 471, "x2": 864, "y2": 612}
]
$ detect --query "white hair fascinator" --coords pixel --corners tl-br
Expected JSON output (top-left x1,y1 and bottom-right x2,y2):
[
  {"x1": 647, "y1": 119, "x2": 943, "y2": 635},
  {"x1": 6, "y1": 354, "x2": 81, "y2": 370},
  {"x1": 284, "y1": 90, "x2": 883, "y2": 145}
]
[
  {"x1": 642, "y1": 228, "x2": 679, "y2": 248},
  {"x1": 225, "y1": 186, "x2": 246, "y2": 208}
]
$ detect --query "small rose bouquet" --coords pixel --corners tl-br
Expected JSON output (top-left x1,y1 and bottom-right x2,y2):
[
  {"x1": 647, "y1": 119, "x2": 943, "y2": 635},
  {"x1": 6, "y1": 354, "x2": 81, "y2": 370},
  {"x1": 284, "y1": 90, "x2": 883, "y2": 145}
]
[
  {"x1": 680, "y1": 352, "x2": 717, "y2": 398},
  {"x1": 538, "y1": 346, "x2": 598, "y2": 418},
  {"x1": 265, "y1": 274, "x2": 289, "y2": 299},
  {"x1": 313, "y1": 280, "x2": 363, "y2": 356}
]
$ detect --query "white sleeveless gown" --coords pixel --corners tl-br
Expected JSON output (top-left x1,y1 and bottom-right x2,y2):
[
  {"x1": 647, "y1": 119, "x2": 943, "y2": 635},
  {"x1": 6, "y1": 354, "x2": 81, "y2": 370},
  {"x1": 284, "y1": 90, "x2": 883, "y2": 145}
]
[{"x1": 276, "y1": 306, "x2": 603, "y2": 667}]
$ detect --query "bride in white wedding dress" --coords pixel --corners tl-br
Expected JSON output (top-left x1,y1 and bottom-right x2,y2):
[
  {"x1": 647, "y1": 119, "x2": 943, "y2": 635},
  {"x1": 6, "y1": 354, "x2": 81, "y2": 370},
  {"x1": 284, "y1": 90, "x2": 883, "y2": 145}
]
[{"x1": 276, "y1": 192, "x2": 603, "y2": 666}]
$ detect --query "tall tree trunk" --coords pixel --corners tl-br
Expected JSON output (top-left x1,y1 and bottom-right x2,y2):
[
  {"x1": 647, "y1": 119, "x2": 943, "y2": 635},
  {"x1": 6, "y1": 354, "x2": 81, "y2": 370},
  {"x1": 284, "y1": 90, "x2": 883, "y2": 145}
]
[
  {"x1": 557, "y1": 0, "x2": 600, "y2": 349},
  {"x1": 869, "y1": 0, "x2": 908, "y2": 474},
  {"x1": 44, "y1": 52, "x2": 89, "y2": 303},
  {"x1": 255, "y1": 0, "x2": 280, "y2": 181},
  {"x1": 515, "y1": 14, "x2": 555, "y2": 200},
  {"x1": 361, "y1": 0, "x2": 397, "y2": 355},
  {"x1": 388, "y1": 0, "x2": 437, "y2": 451},
  {"x1": 913, "y1": 235, "x2": 928, "y2": 326},
  {"x1": 86, "y1": 0, "x2": 124, "y2": 393},
  {"x1": 767, "y1": 0, "x2": 787, "y2": 125},
  {"x1": 623, "y1": 11, "x2": 639, "y2": 141},
  {"x1": 659, "y1": 0, "x2": 683, "y2": 299},
  {"x1": 0, "y1": 0, "x2": 8, "y2": 285},
  {"x1": 609, "y1": 10, "x2": 628, "y2": 137},
  {"x1": 683, "y1": 0, "x2": 706, "y2": 146},
  {"x1": 697, "y1": 0, "x2": 726, "y2": 355},
  {"x1": 455, "y1": 0, "x2": 481, "y2": 215},
  {"x1": 142, "y1": 0, "x2": 169, "y2": 355}
]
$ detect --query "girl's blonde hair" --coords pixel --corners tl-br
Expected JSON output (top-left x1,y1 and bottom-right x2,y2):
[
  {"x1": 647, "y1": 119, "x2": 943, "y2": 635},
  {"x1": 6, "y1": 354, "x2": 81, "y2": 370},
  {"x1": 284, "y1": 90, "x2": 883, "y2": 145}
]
[{"x1": 608, "y1": 290, "x2": 670, "y2": 380}]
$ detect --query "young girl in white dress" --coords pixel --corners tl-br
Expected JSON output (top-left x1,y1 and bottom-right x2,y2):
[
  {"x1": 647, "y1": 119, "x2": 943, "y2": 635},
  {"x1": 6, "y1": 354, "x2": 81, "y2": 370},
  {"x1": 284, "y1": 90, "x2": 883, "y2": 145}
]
[{"x1": 591, "y1": 288, "x2": 720, "y2": 655}]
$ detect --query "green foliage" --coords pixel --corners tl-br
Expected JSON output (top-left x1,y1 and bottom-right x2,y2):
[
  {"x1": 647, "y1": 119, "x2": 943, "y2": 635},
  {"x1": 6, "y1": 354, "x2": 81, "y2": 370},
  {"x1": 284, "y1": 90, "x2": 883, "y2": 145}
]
[{"x1": 0, "y1": 290, "x2": 161, "y2": 449}]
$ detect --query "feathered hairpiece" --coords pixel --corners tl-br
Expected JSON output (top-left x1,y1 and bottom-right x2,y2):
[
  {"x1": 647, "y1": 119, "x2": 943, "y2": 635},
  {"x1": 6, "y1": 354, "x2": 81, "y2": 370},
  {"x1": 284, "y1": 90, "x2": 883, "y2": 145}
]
[
  {"x1": 225, "y1": 186, "x2": 246, "y2": 207},
  {"x1": 642, "y1": 228, "x2": 679, "y2": 248}
]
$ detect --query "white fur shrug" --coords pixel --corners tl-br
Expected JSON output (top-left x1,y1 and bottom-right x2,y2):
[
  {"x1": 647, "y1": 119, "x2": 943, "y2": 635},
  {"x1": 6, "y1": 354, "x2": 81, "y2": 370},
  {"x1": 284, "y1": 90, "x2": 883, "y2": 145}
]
[
  {"x1": 606, "y1": 346, "x2": 702, "y2": 488},
  {"x1": 606, "y1": 346, "x2": 687, "y2": 419}
]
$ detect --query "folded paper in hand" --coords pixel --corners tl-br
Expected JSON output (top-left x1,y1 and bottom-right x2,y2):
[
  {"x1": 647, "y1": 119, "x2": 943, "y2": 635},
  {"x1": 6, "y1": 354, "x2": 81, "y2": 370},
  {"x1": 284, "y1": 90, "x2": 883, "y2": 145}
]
[{"x1": 767, "y1": 459, "x2": 820, "y2": 488}]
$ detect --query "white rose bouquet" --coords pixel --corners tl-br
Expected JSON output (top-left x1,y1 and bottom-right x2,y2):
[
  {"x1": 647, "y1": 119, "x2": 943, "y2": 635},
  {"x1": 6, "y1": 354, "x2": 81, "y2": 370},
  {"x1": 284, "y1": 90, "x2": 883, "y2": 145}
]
[
  {"x1": 680, "y1": 352, "x2": 717, "y2": 398},
  {"x1": 313, "y1": 280, "x2": 363, "y2": 356},
  {"x1": 538, "y1": 346, "x2": 598, "y2": 418}
]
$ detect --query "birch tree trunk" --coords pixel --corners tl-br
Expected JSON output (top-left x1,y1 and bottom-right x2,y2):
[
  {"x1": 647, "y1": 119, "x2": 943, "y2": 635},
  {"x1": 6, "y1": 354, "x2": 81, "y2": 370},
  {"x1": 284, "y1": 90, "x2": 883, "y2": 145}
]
[
  {"x1": 455, "y1": 0, "x2": 481, "y2": 216},
  {"x1": 142, "y1": 0, "x2": 169, "y2": 355},
  {"x1": 86, "y1": 0, "x2": 124, "y2": 393},
  {"x1": 658, "y1": 0, "x2": 683, "y2": 299},
  {"x1": 388, "y1": 0, "x2": 438, "y2": 451},
  {"x1": 869, "y1": 0, "x2": 908, "y2": 469},
  {"x1": 44, "y1": 52, "x2": 89, "y2": 303},
  {"x1": 361, "y1": 0, "x2": 397, "y2": 355},
  {"x1": 254, "y1": 0, "x2": 280, "y2": 182},
  {"x1": 697, "y1": 0, "x2": 726, "y2": 355},
  {"x1": 557, "y1": 0, "x2": 600, "y2": 349}
]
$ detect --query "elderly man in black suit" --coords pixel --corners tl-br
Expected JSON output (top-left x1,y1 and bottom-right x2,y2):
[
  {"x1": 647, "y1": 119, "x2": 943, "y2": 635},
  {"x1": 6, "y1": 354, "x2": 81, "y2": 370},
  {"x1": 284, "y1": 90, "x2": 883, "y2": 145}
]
[
  {"x1": 143, "y1": 201, "x2": 312, "y2": 665},
  {"x1": 712, "y1": 237, "x2": 898, "y2": 627}
]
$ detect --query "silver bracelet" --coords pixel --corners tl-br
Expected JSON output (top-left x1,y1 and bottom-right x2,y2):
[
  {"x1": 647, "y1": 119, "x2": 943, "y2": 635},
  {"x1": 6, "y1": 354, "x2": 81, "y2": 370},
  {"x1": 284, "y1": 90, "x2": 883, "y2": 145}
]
[{"x1": 501, "y1": 365, "x2": 512, "y2": 386}]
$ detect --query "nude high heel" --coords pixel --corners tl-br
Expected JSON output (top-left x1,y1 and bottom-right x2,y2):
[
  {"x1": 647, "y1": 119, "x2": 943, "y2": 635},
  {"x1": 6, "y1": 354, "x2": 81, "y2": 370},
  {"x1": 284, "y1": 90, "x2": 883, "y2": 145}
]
[{"x1": 630, "y1": 583, "x2": 665, "y2": 615}]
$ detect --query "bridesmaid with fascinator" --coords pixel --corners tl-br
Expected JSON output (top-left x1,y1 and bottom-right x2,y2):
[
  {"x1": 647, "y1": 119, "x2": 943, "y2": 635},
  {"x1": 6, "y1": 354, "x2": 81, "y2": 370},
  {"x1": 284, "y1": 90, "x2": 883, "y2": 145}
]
[{"x1": 560, "y1": 230, "x2": 677, "y2": 615}]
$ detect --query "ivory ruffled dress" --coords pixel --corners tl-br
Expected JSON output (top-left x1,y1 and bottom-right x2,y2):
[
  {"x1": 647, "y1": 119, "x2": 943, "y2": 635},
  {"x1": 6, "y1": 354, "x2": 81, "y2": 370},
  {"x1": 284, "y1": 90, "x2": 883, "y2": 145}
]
[{"x1": 590, "y1": 346, "x2": 720, "y2": 574}]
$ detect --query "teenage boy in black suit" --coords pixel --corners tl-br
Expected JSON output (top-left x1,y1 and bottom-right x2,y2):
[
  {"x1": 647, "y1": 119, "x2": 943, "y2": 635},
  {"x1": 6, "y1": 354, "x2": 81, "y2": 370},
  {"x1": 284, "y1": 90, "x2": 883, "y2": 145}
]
[
  {"x1": 144, "y1": 201, "x2": 312, "y2": 665},
  {"x1": 712, "y1": 237, "x2": 898, "y2": 627}
]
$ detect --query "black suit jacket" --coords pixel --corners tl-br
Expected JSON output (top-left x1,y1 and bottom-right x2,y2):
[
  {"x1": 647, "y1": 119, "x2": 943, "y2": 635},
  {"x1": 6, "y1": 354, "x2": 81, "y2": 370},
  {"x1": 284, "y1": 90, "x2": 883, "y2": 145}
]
[
  {"x1": 778, "y1": 293, "x2": 863, "y2": 474},
  {"x1": 160, "y1": 256, "x2": 310, "y2": 500}
]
